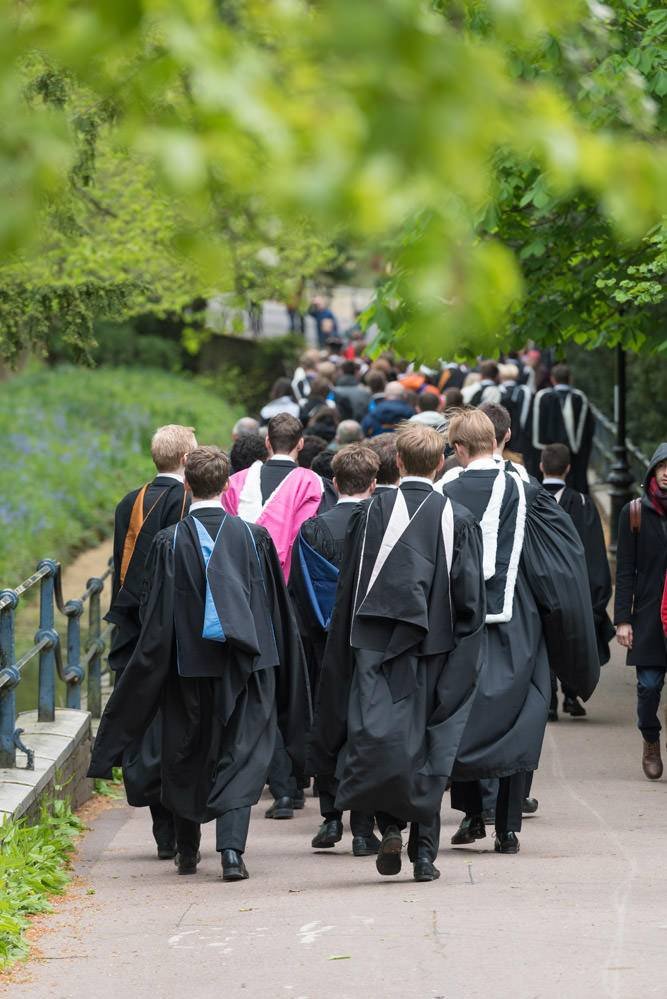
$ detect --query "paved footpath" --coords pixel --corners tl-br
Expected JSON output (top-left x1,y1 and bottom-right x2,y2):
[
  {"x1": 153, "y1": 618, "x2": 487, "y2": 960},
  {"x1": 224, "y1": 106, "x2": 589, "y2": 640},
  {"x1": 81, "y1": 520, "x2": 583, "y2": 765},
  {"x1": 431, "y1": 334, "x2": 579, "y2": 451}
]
[{"x1": 6, "y1": 647, "x2": 667, "y2": 999}]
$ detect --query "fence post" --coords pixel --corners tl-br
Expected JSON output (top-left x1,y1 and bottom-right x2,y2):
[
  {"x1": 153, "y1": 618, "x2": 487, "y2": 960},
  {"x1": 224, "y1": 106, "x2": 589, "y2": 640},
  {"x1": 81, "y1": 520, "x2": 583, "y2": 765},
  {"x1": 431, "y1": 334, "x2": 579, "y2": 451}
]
[
  {"x1": 607, "y1": 346, "x2": 635, "y2": 555},
  {"x1": 65, "y1": 600, "x2": 84, "y2": 710},
  {"x1": 36, "y1": 560, "x2": 59, "y2": 723},
  {"x1": 0, "y1": 590, "x2": 19, "y2": 768},
  {"x1": 87, "y1": 578, "x2": 104, "y2": 719}
]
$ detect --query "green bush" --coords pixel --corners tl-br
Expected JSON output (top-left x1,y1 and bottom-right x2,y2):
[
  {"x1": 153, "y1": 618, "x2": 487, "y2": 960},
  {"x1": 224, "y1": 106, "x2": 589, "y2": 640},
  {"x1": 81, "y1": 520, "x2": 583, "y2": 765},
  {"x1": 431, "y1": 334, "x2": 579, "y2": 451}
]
[
  {"x1": 0, "y1": 365, "x2": 240, "y2": 583},
  {"x1": 0, "y1": 798, "x2": 83, "y2": 970}
]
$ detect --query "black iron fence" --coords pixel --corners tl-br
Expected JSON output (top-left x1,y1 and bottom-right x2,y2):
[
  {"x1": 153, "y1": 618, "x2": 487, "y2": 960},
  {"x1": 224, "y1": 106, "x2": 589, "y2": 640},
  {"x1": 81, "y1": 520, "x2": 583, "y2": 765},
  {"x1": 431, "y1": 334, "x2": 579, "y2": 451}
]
[
  {"x1": 589, "y1": 403, "x2": 650, "y2": 495},
  {"x1": 0, "y1": 558, "x2": 113, "y2": 769}
]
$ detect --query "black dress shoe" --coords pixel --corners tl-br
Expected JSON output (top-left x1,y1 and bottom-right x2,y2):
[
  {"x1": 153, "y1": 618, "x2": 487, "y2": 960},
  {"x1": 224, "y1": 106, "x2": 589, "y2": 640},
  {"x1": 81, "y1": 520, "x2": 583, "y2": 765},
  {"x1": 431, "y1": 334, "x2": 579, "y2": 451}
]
[
  {"x1": 176, "y1": 851, "x2": 199, "y2": 875},
  {"x1": 451, "y1": 815, "x2": 486, "y2": 846},
  {"x1": 548, "y1": 708, "x2": 558, "y2": 722},
  {"x1": 157, "y1": 845, "x2": 178, "y2": 860},
  {"x1": 352, "y1": 833, "x2": 381, "y2": 857},
  {"x1": 376, "y1": 826, "x2": 403, "y2": 876},
  {"x1": 494, "y1": 832, "x2": 520, "y2": 854},
  {"x1": 311, "y1": 819, "x2": 343, "y2": 849},
  {"x1": 413, "y1": 851, "x2": 441, "y2": 882},
  {"x1": 563, "y1": 696, "x2": 587, "y2": 718},
  {"x1": 221, "y1": 849, "x2": 249, "y2": 882},
  {"x1": 292, "y1": 793, "x2": 306, "y2": 810},
  {"x1": 522, "y1": 797, "x2": 539, "y2": 815},
  {"x1": 265, "y1": 796, "x2": 294, "y2": 819}
]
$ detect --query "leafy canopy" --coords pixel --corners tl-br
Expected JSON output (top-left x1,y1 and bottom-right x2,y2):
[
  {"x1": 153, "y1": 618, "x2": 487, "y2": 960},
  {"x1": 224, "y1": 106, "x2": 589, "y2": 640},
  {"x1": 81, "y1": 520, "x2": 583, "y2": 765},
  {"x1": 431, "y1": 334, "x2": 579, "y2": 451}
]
[{"x1": 0, "y1": 0, "x2": 665, "y2": 361}]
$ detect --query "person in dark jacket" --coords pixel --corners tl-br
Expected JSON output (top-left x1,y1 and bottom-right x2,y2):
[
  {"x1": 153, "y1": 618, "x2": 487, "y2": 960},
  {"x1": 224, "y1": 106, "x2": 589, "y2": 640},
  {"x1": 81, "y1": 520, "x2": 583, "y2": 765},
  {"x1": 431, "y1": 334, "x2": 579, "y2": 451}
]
[
  {"x1": 614, "y1": 444, "x2": 667, "y2": 780},
  {"x1": 361, "y1": 381, "x2": 415, "y2": 437},
  {"x1": 106, "y1": 423, "x2": 196, "y2": 859}
]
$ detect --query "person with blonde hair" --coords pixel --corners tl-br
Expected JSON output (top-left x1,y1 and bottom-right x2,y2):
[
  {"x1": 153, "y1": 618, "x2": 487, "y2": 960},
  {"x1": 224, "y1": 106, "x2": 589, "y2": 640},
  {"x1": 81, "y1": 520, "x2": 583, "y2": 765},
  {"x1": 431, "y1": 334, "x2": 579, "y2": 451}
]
[
  {"x1": 442, "y1": 408, "x2": 599, "y2": 854},
  {"x1": 105, "y1": 423, "x2": 197, "y2": 860},
  {"x1": 308, "y1": 423, "x2": 486, "y2": 883}
]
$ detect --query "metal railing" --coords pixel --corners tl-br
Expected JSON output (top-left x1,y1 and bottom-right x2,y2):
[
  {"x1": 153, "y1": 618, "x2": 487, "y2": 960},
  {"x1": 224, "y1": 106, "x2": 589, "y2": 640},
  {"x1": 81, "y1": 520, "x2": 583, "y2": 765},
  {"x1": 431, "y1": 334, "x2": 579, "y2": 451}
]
[
  {"x1": 589, "y1": 403, "x2": 650, "y2": 495},
  {"x1": 0, "y1": 558, "x2": 113, "y2": 769}
]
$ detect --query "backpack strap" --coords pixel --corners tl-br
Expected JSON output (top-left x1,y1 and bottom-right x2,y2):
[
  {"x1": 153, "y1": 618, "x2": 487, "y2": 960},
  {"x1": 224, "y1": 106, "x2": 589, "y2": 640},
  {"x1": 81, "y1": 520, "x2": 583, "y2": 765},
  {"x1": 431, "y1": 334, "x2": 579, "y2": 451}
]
[{"x1": 629, "y1": 497, "x2": 642, "y2": 535}]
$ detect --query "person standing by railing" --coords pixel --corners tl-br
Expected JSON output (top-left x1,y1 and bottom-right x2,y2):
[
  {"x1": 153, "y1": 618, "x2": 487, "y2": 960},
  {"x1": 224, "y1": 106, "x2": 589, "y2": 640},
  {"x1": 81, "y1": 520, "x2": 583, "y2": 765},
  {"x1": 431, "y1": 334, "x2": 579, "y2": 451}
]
[
  {"x1": 615, "y1": 444, "x2": 667, "y2": 780},
  {"x1": 106, "y1": 423, "x2": 197, "y2": 859}
]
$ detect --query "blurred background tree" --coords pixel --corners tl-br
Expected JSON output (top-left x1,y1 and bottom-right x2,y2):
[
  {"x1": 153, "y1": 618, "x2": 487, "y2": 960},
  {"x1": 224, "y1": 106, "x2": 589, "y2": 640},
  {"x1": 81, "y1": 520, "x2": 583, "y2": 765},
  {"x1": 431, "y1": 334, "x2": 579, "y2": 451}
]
[{"x1": 0, "y1": 0, "x2": 665, "y2": 363}]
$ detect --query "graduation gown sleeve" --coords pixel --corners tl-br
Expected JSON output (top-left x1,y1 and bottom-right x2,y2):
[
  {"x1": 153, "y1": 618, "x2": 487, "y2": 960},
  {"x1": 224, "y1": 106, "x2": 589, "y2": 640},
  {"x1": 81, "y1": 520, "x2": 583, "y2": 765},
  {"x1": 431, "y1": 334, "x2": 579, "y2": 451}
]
[
  {"x1": 522, "y1": 489, "x2": 600, "y2": 700},
  {"x1": 575, "y1": 495, "x2": 614, "y2": 663},
  {"x1": 88, "y1": 531, "x2": 175, "y2": 777},
  {"x1": 306, "y1": 508, "x2": 366, "y2": 777},
  {"x1": 253, "y1": 526, "x2": 312, "y2": 774}
]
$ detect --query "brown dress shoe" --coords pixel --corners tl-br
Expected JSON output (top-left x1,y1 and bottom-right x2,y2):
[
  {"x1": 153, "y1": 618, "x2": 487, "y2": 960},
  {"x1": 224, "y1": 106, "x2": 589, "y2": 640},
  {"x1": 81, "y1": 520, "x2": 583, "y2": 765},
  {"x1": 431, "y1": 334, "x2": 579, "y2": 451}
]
[{"x1": 642, "y1": 740, "x2": 663, "y2": 780}]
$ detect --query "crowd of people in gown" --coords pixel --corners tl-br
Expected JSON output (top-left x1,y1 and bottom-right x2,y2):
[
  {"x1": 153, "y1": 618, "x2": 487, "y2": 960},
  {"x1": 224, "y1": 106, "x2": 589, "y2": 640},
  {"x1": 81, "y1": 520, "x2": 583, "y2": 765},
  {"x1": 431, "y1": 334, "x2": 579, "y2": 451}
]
[{"x1": 89, "y1": 312, "x2": 667, "y2": 884}]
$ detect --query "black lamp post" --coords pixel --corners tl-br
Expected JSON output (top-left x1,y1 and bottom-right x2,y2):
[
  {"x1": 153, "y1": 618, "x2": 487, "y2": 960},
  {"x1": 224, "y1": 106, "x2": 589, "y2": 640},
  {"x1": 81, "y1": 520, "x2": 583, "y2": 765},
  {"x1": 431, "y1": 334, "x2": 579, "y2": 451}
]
[{"x1": 607, "y1": 344, "x2": 635, "y2": 554}]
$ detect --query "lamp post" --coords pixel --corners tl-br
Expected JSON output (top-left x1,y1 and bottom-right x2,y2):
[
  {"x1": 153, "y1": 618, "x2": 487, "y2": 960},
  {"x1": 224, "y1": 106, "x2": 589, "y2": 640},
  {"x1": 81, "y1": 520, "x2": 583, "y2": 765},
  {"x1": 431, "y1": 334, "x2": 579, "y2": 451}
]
[{"x1": 607, "y1": 344, "x2": 635, "y2": 555}]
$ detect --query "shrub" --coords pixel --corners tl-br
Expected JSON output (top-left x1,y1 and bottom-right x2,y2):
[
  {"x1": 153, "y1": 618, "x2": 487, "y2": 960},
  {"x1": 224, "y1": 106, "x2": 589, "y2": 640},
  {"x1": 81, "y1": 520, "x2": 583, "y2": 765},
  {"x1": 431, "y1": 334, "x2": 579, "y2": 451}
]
[{"x1": 0, "y1": 365, "x2": 240, "y2": 583}]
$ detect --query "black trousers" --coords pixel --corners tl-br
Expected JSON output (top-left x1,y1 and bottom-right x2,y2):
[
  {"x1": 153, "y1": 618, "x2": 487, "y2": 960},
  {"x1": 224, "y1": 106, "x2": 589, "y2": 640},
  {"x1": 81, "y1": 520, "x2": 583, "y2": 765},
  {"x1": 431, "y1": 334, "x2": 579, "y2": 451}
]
[
  {"x1": 375, "y1": 811, "x2": 441, "y2": 862},
  {"x1": 149, "y1": 803, "x2": 175, "y2": 849},
  {"x1": 317, "y1": 776, "x2": 375, "y2": 838},
  {"x1": 550, "y1": 669, "x2": 577, "y2": 708},
  {"x1": 174, "y1": 806, "x2": 252, "y2": 855},
  {"x1": 479, "y1": 772, "x2": 534, "y2": 813},
  {"x1": 450, "y1": 774, "x2": 528, "y2": 834},
  {"x1": 267, "y1": 730, "x2": 304, "y2": 800}
]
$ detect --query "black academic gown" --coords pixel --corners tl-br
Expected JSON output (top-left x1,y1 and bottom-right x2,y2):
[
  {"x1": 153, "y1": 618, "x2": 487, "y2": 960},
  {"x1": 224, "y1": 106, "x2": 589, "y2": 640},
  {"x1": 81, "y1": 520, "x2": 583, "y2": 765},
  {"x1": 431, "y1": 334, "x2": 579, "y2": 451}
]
[
  {"x1": 528, "y1": 386, "x2": 595, "y2": 493},
  {"x1": 107, "y1": 475, "x2": 189, "y2": 672},
  {"x1": 499, "y1": 381, "x2": 532, "y2": 459},
  {"x1": 307, "y1": 481, "x2": 486, "y2": 823},
  {"x1": 89, "y1": 508, "x2": 311, "y2": 824},
  {"x1": 542, "y1": 481, "x2": 614, "y2": 665},
  {"x1": 261, "y1": 457, "x2": 337, "y2": 513},
  {"x1": 288, "y1": 500, "x2": 362, "y2": 693},
  {"x1": 443, "y1": 466, "x2": 599, "y2": 781}
]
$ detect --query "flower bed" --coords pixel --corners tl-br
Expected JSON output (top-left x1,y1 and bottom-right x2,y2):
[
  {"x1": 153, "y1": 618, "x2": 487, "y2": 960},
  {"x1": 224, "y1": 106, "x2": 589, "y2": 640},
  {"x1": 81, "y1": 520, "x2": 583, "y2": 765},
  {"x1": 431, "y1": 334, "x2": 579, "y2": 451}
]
[{"x1": 0, "y1": 365, "x2": 239, "y2": 583}]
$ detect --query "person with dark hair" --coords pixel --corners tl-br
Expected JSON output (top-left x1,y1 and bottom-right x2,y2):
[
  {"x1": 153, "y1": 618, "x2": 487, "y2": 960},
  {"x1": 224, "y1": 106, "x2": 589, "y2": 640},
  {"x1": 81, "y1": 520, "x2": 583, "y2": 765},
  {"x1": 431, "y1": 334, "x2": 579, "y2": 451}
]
[
  {"x1": 529, "y1": 362, "x2": 595, "y2": 493},
  {"x1": 540, "y1": 443, "x2": 614, "y2": 720},
  {"x1": 260, "y1": 377, "x2": 300, "y2": 422},
  {"x1": 299, "y1": 377, "x2": 335, "y2": 422},
  {"x1": 105, "y1": 424, "x2": 196, "y2": 860},
  {"x1": 311, "y1": 449, "x2": 335, "y2": 481},
  {"x1": 308, "y1": 424, "x2": 487, "y2": 883},
  {"x1": 306, "y1": 405, "x2": 339, "y2": 443},
  {"x1": 614, "y1": 444, "x2": 667, "y2": 780},
  {"x1": 365, "y1": 433, "x2": 400, "y2": 492},
  {"x1": 298, "y1": 435, "x2": 328, "y2": 469},
  {"x1": 364, "y1": 369, "x2": 387, "y2": 404},
  {"x1": 466, "y1": 361, "x2": 502, "y2": 407},
  {"x1": 443, "y1": 410, "x2": 599, "y2": 855},
  {"x1": 417, "y1": 390, "x2": 440, "y2": 412},
  {"x1": 222, "y1": 413, "x2": 332, "y2": 820},
  {"x1": 290, "y1": 444, "x2": 382, "y2": 857},
  {"x1": 89, "y1": 446, "x2": 310, "y2": 881},
  {"x1": 443, "y1": 387, "x2": 464, "y2": 409},
  {"x1": 230, "y1": 434, "x2": 268, "y2": 474}
]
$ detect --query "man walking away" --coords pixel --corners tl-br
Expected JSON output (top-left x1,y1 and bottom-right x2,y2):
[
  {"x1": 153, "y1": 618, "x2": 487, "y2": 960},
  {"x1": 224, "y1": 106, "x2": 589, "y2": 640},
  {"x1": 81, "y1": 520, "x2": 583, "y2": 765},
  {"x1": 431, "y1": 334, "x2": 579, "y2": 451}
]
[
  {"x1": 290, "y1": 444, "x2": 381, "y2": 857},
  {"x1": 540, "y1": 443, "x2": 614, "y2": 720},
  {"x1": 106, "y1": 423, "x2": 196, "y2": 860},
  {"x1": 529, "y1": 363, "x2": 595, "y2": 493},
  {"x1": 89, "y1": 447, "x2": 310, "y2": 881},
  {"x1": 308, "y1": 424, "x2": 487, "y2": 882},
  {"x1": 615, "y1": 445, "x2": 667, "y2": 780},
  {"x1": 443, "y1": 410, "x2": 599, "y2": 854}
]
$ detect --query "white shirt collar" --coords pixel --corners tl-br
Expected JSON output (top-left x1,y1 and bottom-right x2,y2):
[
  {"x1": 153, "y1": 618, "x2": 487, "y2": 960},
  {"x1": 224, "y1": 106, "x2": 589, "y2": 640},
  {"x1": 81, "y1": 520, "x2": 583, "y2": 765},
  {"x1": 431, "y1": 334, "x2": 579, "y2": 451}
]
[
  {"x1": 337, "y1": 496, "x2": 368, "y2": 504},
  {"x1": 268, "y1": 454, "x2": 295, "y2": 463},
  {"x1": 189, "y1": 499, "x2": 223, "y2": 512},
  {"x1": 466, "y1": 457, "x2": 498, "y2": 471},
  {"x1": 400, "y1": 476, "x2": 434, "y2": 487},
  {"x1": 554, "y1": 383, "x2": 570, "y2": 391},
  {"x1": 542, "y1": 476, "x2": 566, "y2": 486},
  {"x1": 378, "y1": 483, "x2": 399, "y2": 489},
  {"x1": 158, "y1": 471, "x2": 184, "y2": 482}
]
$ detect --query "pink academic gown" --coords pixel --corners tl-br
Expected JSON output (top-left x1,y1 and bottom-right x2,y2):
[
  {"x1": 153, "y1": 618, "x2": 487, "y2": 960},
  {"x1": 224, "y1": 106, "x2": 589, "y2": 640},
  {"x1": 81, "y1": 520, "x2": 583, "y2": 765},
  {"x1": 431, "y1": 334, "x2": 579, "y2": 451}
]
[{"x1": 222, "y1": 461, "x2": 324, "y2": 580}]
